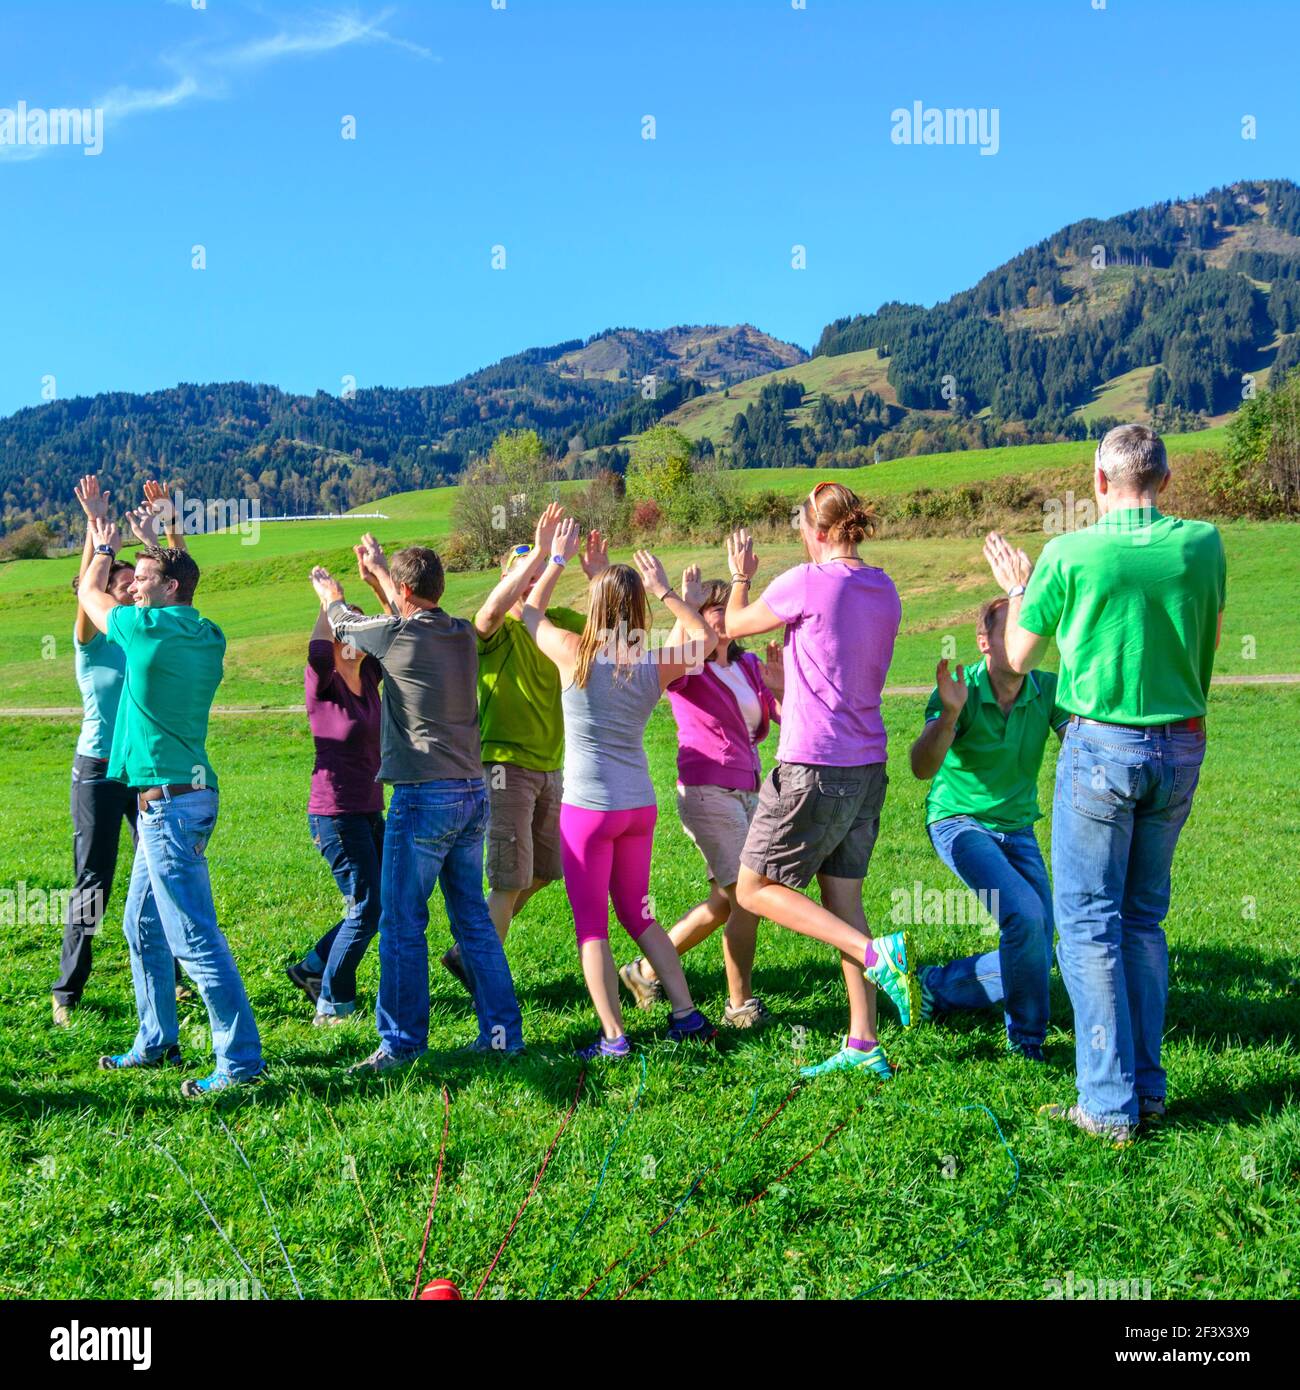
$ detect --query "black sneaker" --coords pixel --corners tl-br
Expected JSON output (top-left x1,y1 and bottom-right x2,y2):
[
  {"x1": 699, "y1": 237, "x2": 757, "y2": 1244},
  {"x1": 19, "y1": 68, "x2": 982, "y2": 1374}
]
[
  {"x1": 1138, "y1": 1096, "x2": 1167, "y2": 1127},
  {"x1": 441, "y1": 947, "x2": 471, "y2": 994},
  {"x1": 285, "y1": 963, "x2": 322, "y2": 1005}
]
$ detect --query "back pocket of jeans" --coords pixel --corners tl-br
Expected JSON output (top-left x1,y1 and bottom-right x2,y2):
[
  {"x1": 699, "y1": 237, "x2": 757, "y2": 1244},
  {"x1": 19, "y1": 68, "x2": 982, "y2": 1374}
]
[{"x1": 1070, "y1": 746, "x2": 1140, "y2": 823}]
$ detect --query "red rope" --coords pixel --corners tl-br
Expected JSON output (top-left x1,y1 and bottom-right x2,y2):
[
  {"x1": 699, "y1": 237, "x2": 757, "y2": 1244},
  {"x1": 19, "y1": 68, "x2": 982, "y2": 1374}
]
[
  {"x1": 579, "y1": 1084, "x2": 801, "y2": 1300},
  {"x1": 409, "y1": 1085, "x2": 452, "y2": 1299},
  {"x1": 473, "y1": 1066, "x2": 586, "y2": 1300}
]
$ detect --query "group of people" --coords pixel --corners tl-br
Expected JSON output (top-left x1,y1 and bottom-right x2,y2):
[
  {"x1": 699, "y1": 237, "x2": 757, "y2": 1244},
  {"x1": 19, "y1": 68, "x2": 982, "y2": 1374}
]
[{"x1": 54, "y1": 422, "x2": 1225, "y2": 1145}]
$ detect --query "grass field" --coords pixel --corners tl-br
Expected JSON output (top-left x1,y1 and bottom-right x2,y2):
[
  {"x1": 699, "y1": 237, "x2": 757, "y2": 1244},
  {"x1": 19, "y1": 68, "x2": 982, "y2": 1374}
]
[
  {"x1": 1, "y1": 682, "x2": 1296, "y2": 1300},
  {"x1": 1, "y1": 474, "x2": 1296, "y2": 1301}
]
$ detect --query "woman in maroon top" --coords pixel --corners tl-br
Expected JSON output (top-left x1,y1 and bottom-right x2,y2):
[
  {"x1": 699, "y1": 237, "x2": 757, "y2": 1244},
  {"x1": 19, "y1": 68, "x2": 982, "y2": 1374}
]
[{"x1": 286, "y1": 559, "x2": 388, "y2": 1024}]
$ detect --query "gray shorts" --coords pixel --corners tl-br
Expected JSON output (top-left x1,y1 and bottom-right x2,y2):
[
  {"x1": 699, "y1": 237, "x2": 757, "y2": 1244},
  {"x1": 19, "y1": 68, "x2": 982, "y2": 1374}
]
[
  {"x1": 677, "y1": 782, "x2": 759, "y2": 887},
  {"x1": 487, "y1": 765, "x2": 563, "y2": 891},
  {"x1": 740, "y1": 761, "x2": 888, "y2": 888}
]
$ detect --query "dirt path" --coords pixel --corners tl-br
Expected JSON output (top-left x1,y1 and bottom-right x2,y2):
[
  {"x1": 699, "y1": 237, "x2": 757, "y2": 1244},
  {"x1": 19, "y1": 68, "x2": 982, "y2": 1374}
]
[{"x1": 3, "y1": 673, "x2": 1296, "y2": 718}]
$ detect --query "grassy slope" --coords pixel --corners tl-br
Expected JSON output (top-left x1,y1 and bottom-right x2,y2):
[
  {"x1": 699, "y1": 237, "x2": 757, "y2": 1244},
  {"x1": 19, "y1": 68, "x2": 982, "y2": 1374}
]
[
  {"x1": 0, "y1": 517, "x2": 1293, "y2": 711},
  {"x1": 0, "y1": 684, "x2": 1295, "y2": 1299}
]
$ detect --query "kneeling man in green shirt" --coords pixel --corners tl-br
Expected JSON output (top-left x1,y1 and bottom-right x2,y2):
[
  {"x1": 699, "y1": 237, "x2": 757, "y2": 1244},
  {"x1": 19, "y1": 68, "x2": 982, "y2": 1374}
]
[
  {"x1": 985, "y1": 423, "x2": 1225, "y2": 1144},
  {"x1": 910, "y1": 597, "x2": 1069, "y2": 1062}
]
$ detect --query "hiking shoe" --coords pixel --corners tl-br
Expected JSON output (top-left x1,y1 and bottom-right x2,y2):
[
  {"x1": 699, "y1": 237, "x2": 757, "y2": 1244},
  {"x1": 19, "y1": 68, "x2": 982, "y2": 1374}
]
[
  {"x1": 576, "y1": 1033, "x2": 632, "y2": 1061},
  {"x1": 800, "y1": 1041, "x2": 894, "y2": 1080},
  {"x1": 722, "y1": 997, "x2": 770, "y2": 1030},
  {"x1": 1138, "y1": 1096, "x2": 1167, "y2": 1127},
  {"x1": 865, "y1": 931, "x2": 919, "y2": 1028},
  {"x1": 1006, "y1": 1038, "x2": 1046, "y2": 1063},
  {"x1": 618, "y1": 958, "x2": 664, "y2": 1010},
  {"x1": 285, "y1": 962, "x2": 322, "y2": 1005},
  {"x1": 181, "y1": 1065, "x2": 268, "y2": 1099},
  {"x1": 175, "y1": 982, "x2": 196, "y2": 1004},
  {"x1": 441, "y1": 947, "x2": 471, "y2": 994},
  {"x1": 664, "y1": 1009, "x2": 717, "y2": 1045},
  {"x1": 99, "y1": 1045, "x2": 182, "y2": 1071},
  {"x1": 1038, "y1": 1102, "x2": 1135, "y2": 1148},
  {"x1": 348, "y1": 1046, "x2": 418, "y2": 1076},
  {"x1": 52, "y1": 997, "x2": 74, "y2": 1027}
]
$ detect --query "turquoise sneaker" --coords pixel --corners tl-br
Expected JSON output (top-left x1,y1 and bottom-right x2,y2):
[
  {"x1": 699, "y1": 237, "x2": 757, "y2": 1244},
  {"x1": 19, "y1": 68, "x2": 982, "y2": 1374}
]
[
  {"x1": 865, "y1": 931, "x2": 919, "y2": 1028},
  {"x1": 799, "y1": 1041, "x2": 894, "y2": 1080},
  {"x1": 99, "y1": 1045, "x2": 182, "y2": 1071},
  {"x1": 180, "y1": 1064, "x2": 268, "y2": 1099}
]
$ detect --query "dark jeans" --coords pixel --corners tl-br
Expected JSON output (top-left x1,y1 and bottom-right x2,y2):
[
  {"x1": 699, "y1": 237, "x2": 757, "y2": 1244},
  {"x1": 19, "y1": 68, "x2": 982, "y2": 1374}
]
[
  {"x1": 301, "y1": 811, "x2": 385, "y2": 1015},
  {"x1": 53, "y1": 755, "x2": 179, "y2": 1005}
]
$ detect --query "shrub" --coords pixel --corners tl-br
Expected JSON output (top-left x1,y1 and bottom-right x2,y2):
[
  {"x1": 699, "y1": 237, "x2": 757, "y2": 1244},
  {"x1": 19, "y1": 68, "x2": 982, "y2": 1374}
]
[
  {"x1": 630, "y1": 498, "x2": 663, "y2": 532},
  {"x1": 0, "y1": 521, "x2": 52, "y2": 560}
]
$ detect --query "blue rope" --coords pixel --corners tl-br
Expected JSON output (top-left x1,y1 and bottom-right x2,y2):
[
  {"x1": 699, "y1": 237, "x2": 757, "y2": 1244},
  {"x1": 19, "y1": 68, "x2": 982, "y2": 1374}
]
[{"x1": 535, "y1": 1052, "x2": 647, "y2": 1300}]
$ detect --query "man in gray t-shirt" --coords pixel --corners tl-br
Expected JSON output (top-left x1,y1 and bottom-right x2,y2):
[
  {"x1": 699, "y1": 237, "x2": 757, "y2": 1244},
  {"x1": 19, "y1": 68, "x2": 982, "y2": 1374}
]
[{"x1": 312, "y1": 538, "x2": 522, "y2": 1073}]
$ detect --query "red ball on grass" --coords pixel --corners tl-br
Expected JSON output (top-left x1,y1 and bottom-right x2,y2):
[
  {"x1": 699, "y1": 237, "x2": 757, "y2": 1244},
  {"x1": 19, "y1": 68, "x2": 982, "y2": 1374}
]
[{"x1": 418, "y1": 1279, "x2": 462, "y2": 1301}]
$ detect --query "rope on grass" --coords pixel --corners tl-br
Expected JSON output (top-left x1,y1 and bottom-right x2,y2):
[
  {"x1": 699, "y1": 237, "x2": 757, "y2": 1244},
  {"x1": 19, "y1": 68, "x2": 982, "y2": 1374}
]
[
  {"x1": 214, "y1": 1112, "x2": 304, "y2": 1300},
  {"x1": 410, "y1": 1084, "x2": 452, "y2": 1299},
  {"x1": 579, "y1": 1080, "x2": 787, "y2": 1301},
  {"x1": 472, "y1": 1066, "x2": 586, "y2": 1300},
  {"x1": 151, "y1": 1140, "x2": 260, "y2": 1288},
  {"x1": 535, "y1": 1052, "x2": 648, "y2": 1300}
]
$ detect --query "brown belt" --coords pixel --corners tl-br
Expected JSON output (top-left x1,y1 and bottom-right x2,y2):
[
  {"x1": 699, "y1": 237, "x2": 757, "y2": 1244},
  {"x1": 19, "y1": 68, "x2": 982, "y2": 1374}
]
[
  {"x1": 1074, "y1": 715, "x2": 1205, "y2": 734},
  {"x1": 137, "y1": 784, "x2": 205, "y2": 813}
]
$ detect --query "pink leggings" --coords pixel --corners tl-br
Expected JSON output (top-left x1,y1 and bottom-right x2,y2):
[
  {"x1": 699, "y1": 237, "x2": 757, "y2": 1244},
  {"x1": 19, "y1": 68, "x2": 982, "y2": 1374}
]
[{"x1": 559, "y1": 803, "x2": 659, "y2": 946}]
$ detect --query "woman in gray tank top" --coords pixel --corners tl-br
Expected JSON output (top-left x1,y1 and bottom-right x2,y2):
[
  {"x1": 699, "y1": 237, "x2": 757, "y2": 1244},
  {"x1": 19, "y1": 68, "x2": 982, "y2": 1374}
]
[{"x1": 523, "y1": 518, "x2": 722, "y2": 1059}]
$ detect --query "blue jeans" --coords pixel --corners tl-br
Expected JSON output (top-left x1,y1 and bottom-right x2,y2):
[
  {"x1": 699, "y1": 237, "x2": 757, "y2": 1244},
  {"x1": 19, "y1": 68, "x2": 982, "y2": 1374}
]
[
  {"x1": 1052, "y1": 720, "x2": 1206, "y2": 1127},
  {"x1": 924, "y1": 817, "x2": 1055, "y2": 1049},
  {"x1": 303, "y1": 811, "x2": 384, "y2": 1016},
  {"x1": 377, "y1": 780, "x2": 523, "y2": 1057},
  {"x1": 122, "y1": 788, "x2": 262, "y2": 1077}
]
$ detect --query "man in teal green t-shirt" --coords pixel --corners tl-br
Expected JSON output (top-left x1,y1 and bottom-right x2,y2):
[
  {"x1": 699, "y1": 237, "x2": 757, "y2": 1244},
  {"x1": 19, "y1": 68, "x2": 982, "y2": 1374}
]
[
  {"x1": 910, "y1": 597, "x2": 1069, "y2": 1060},
  {"x1": 985, "y1": 423, "x2": 1225, "y2": 1143},
  {"x1": 78, "y1": 513, "x2": 263, "y2": 1098}
]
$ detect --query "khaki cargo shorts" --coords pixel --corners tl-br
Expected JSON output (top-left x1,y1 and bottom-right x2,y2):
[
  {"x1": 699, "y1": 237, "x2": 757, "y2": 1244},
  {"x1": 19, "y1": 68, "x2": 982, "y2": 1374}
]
[
  {"x1": 676, "y1": 782, "x2": 760, "y2": 888},
  {"x1": 486, "y1": 765, "x2": 563, "y2": 891}
]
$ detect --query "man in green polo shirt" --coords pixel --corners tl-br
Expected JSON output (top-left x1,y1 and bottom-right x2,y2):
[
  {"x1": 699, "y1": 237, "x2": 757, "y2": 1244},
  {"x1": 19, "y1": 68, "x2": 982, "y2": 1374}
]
[
  {"x1": 909, "y1": 597, "x2": 1069, "y2": 1061},
  {"x1": 77, "y1": 514, "x2": 263, "y2": 1098},
  {"x1": 441, "y1": 503, "x2": 608, "y2": 988},
  {"x1": 985, "y1": 422, "x2": 1225, "y2": 1144}
]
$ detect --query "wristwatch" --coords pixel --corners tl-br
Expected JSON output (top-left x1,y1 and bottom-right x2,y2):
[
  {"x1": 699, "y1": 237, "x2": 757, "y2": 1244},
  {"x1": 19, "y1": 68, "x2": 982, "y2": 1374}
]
[
  {"x1": 94, "y1": 544, "x2": 115, "y2": 557},
  {"x1": 1006, "y1": 583, "x2": 1027, "y2": 599},
  {"x1": 550, "y1": 554, "x2": 567, "y2": 568}
]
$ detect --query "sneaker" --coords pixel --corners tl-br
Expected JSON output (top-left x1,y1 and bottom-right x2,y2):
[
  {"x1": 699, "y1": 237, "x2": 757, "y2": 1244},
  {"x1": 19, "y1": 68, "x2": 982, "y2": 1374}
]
[
  {"x1": 722, "y1": 997, "x2": 770, "y2": 1030},
  {"x1": 99, "y1": 1045, "x2": 183, "y2": 1071},
  {"x1": 285, "y1": 963, "x2": 322, "y2": 1005},
  {"x1": 175, "y1": 983, "x2": 196, "y2": 1004},
  {"x1": 52, "y1": 997, "x2": 74, "y2": 1027},
  {"x1": 800, "y1": 1041, "x2": 894, "y2": 1080},
  {"x1": 576, "y1": 1033, "x2": 632, "y2": 1061},
  {"x1": 1138, "y1": 1096, "x2": 1167, "y2": 1127},
  {"x1": 864, "y1": 931, "x2": 919, "y2": 1028},
  {"x1": 618, "y1": 958, "x2": 664, "y2": 1010},
  {"x1": 1006, "y1": 1038, "x2": 1046, "y2": 1063},
  {"x1": 312, "y1": 1011, "x2": 349, "y2": 1028},
  {"x1": 180, "y1": 1064, "x2": 268, "y2": 1099},
  {"x1": 441, "y1": 947, "x2": 471, "y2": 994},
  {"x1": 1038, "y1": 1102, "x2": 1135, "y2": 1148},
  {"x1": 664, "y1": 1009, "x2": 717, "y2": 1045},
  {"x1": 348, "y1": 1046, "x2": 418, "y2": 1075}
]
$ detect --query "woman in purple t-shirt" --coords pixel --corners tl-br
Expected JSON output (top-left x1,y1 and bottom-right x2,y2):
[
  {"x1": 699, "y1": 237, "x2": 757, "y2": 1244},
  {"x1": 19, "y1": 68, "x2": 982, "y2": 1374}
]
[
  {"x1": 286, "y1": 571, "x2": 387, "y2": 1024},
  {"x1": 723, "y1": 482, "x2": 919, "y2": 1080}
]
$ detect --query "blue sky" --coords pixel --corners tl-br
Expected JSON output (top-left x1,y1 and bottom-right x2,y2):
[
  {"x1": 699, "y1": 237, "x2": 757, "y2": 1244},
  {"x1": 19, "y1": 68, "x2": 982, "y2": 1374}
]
[{"x1": 1, "y1": 0, "x2": 1296, "y2": 417}]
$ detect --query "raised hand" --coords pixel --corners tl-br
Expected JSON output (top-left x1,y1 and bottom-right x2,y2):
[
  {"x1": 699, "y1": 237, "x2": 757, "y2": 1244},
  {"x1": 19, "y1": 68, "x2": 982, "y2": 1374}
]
[
  {"x1": 551, "y1": 517, "x2": 581, "y2": 564},
  {"x1": 580, "y1": 528, "x2": 609, "y2": 581},
  {"x1": 74, "y1": 475, "x2": 109, "y2": 521},
  {"x1": 310, "y1": 565, "x2": 345, "y2": 606},
  {"x1": 761, "y1": 640, "x2": 784, "y2": 695},
  {"x1": 983, "y1": 532, "x2": 1033, "y2": 593},
  {"x1": 727, "y1": 528, "x2": 758, "y2": 582},
  {"x1": 935, "y1": 658, "x2": 969, "y2": 719},
  {"x1": 87, "y1": 513, "x2": 122, "y2": 555},
  {"x1": 633, "y1": 548, "x2": 671, "y2": 600},
  {"x1": 358, "y1": 532, "x2": 388, "y2": 572},
  {"x1": 681, "y1": 563, "x2": 705, "y2": 608},
  {"x1": 126, "y1": 504, "x2": 160, "y2": 547},
  {"x1": 533, "y1": 500, "x2": 564, "y2": 555}
]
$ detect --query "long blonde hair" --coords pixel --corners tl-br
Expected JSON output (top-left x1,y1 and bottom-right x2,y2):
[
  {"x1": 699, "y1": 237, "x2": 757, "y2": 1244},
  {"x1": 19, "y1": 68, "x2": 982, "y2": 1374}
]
[{"x1": 574, "y1": 564, "x2": 651, "y2": 689}]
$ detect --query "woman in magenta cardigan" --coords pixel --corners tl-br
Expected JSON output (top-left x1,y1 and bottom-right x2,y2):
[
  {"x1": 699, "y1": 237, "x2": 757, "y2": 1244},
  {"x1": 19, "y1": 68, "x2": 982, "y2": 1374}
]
[{"x1": 619, "y1": 566, "x2": 782, "y2": 1028}]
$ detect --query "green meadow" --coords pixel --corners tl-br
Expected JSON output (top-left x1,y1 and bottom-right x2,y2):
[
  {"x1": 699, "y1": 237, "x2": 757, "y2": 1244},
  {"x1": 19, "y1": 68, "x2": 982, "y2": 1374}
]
[{"x1": 0, "y1": 474, "x2": 1295, "y2": 1301}]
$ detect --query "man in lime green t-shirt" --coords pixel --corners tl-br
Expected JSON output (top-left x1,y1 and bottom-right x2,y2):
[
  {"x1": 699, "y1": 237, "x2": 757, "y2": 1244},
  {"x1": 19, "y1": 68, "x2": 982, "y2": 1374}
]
[
  {"x1": 984, "y1": 423, "x2": 1225, "y2": 1144},
  {"x1": 909, "y1": 597, "x2": 1069, "y2": 1061},
  {"x1": 440, "y1": 504, "x2": 608, "y2": 988},
  {"x1": 77, "y1": 513, "x2": 263, "y2": 1099}
]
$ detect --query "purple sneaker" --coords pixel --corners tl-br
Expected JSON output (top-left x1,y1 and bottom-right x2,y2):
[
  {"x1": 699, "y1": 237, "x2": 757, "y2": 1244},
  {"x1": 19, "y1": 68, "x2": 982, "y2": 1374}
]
[
  {"x1": 665, "y1": 1009, "x2": 718, "y2": 1045},
  {"x1": 576, "y1": 1033, "x2": 631, "y2": 1060}
]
